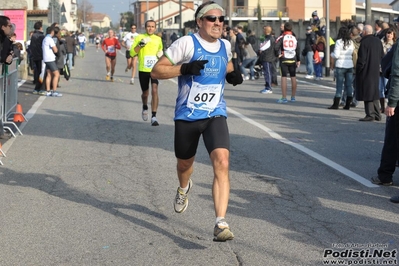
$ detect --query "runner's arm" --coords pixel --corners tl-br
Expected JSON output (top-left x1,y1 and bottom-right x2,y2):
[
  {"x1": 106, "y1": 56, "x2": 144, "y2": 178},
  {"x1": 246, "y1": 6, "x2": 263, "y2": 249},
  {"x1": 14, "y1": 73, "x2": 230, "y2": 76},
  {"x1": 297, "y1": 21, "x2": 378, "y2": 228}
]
[
  {"x1": 151, "y1": 56, "x2": 182, "y2": 79},
  {"x1": 121, "y1": 40, "x2": 127, "y2": 49},
  {"x1": 101, "y1": 40, "x2": 106, "y2": 52},
  {"x1": 226, "y1": 61, "x2": 234, "y2": 73},
  {"x1": 115, "y1": 39, "x2": 121, "y2": 50}
]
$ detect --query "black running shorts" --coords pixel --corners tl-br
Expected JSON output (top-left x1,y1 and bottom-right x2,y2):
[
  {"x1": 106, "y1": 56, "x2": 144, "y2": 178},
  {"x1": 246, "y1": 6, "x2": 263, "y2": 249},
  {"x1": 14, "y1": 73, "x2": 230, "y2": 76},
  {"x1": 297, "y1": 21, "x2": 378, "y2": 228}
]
[
  {"x1": 280, "y1": 62, "x2": 297, "y2": 77},
  {"x1": 138, "y1": 71, "x2": 158, "y2": 91},
  {"x1": 174, "y1": 116, "x2": 230, "y2": 160}
]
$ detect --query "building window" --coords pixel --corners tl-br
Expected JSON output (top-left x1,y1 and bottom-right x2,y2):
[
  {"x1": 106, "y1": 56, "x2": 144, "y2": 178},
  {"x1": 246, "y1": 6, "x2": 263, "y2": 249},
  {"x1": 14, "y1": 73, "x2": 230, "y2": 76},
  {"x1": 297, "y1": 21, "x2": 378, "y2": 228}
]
[
  {"x1": 166, "y1": 18, "x2": 172, "y2": 26},
  {"x1": 175, "y1": 15, "x2": 180, "y2": 25},
  {"x1": 236, "y1": 0, "x2": 244, "y2": 7}
]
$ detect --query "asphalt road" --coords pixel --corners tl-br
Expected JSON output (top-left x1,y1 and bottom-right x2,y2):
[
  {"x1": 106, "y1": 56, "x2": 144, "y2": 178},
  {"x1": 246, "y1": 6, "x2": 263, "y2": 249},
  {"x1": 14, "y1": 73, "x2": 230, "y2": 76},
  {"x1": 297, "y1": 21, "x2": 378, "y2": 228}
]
[{"x1": 0, "y1": 44, "x2": 398, "y2": 266}]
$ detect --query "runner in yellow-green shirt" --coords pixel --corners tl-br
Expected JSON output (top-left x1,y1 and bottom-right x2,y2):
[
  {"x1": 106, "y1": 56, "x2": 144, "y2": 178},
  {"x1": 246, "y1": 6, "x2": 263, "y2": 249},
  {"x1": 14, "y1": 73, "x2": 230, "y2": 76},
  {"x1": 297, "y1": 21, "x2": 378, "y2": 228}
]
[{"x1": 130, "y1": 20, "x2": 163, "y2": 126}]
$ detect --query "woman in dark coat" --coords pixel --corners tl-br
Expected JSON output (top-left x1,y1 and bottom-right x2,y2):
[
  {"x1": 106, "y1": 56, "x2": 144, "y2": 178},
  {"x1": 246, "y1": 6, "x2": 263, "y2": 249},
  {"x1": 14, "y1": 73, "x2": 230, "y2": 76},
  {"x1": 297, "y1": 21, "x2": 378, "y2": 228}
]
[{"x1": 355, "y1": 25, "x2": 384, "y2": 121}]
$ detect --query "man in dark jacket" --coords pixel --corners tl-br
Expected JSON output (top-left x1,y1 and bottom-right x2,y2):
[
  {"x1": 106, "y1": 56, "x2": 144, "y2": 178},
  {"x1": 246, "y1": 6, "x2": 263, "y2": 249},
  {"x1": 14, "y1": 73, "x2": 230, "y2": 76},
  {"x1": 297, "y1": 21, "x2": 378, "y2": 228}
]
[
  {"x1": 30, "y1": 21, "x2": 45, "y2": 94},
  {"x1": 371, "y1": 42, "x2": 399, "y2": 188},
  {"x1": 355, "y1": 25, "x2": 384, "y2": 121},
  {"x1": 304, "y1": 25, "x2": 316, "y2": 79},
  {"x1": 65, "y1": 31, "x2": 76, "y2": 70},
  {"x1": 259, "y1": 25, "x2": 276, "y2": 94},
  {"x1": 0, "y1": 15, "x2": 14, "y2": 139},
  {"x1": 234, "y1": 25, "x2": 245, "y2": 71},
  {"x1": 383, "y1": 42, "x2": 399, "y2": 202}
]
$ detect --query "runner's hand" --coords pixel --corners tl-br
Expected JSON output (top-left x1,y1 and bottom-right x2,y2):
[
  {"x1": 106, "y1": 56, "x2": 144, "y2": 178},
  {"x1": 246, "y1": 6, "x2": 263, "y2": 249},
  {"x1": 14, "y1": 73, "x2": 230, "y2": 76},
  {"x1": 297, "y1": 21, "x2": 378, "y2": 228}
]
[
  {"x1": 157, "y1": 50, "x2": 163, "y2": 58},
  {"x1": 139, "y1": 37, "x2": 151, "y2": 47},
  {"x1": 180, "y1": 60, "x2": 208, "y2": 75},
  {"x1": 226, "y1": 69, "x2": 243, "y2": 86}
]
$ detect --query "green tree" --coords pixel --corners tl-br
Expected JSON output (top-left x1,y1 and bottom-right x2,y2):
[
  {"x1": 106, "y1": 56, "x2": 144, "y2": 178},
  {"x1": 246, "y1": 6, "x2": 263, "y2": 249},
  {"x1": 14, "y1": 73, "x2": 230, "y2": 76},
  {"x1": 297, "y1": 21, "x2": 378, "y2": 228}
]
[{"x1": 119, "y1": 12, "x2": 134, "y2": 31}]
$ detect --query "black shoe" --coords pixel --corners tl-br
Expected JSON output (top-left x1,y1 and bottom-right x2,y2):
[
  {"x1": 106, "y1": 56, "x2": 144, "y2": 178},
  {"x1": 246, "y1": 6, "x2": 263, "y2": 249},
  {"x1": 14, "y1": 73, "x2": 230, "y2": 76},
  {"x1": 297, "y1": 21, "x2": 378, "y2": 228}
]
[
  {"x1": 371, "y1": 176, "x2": 393, "y2": 186},
  {"x1": 390, "y1": 195, "x2": 399, "y2": 203},
  {"x1": 359, "y1": 116, "x2": 374, "y2": 121}
]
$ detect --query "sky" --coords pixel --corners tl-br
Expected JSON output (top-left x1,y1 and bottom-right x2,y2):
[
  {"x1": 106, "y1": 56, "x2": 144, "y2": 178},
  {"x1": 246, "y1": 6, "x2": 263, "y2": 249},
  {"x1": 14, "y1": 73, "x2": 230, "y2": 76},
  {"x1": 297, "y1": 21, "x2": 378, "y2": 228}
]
[{"x1": 90, "y1": 0, "x2": 133, "y2": 25}]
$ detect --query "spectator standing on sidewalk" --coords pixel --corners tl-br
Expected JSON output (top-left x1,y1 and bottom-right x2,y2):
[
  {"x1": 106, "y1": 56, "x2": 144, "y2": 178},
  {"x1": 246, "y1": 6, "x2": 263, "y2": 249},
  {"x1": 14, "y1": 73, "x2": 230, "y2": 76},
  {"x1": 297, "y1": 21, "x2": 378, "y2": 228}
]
[
  {"x1": 274, "y1": 22, "x2": 301, "y2": 103},
  {"x1": 304, "y1": 25, "x2": 316, "y2": 79},
  {"x1": 356, "y1": 25, "x2": 384, "y2": 121},
  {"x1": 235, "y1": 25, "x2": 245, "y2": 74},
  {"x1": 340, "y1": 26, "x2": 362, "y2": 108},
  {"x1": 42, "y1": 27, "x2": 62, "y2": 97},
  {"x1": 30, "y1": 21, "x2": 45, "y2": 94},
  {"x1": 379, "y1": 28, "x2": 396, "y2": 113},
  {"x1": 312, "y1": 31, "x2": 326, "y2": 80},
  {"x1": 65, "y1": 31, "x2": 76, "y2": 70},
  {"x1": 0, "y1": 15, "x2": 14, "y2": 139},
  {"x1": 371, "y1": 42, "x2": 398, "y2": 188},
  {"x1": 259, "y1": 25, "x2": 276, "y2": 94},
  {"x1": 329, "y1": 26, "x2": 354, "y2": 110}
]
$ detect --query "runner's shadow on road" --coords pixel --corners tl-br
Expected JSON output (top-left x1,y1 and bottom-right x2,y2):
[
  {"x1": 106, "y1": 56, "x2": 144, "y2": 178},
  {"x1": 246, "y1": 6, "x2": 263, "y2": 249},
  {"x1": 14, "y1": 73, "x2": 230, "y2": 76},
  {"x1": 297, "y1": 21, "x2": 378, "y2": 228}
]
[{"x1": 0, "y1": 168, "x2": 206, "y2": 250}]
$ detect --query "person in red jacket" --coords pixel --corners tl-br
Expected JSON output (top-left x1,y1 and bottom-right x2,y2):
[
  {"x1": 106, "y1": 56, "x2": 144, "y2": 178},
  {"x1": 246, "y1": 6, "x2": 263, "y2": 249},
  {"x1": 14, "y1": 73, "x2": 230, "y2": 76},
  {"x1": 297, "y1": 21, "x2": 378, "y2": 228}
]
[{"x1": 102, "y1": 29, "x2": 121, "y2": 81}]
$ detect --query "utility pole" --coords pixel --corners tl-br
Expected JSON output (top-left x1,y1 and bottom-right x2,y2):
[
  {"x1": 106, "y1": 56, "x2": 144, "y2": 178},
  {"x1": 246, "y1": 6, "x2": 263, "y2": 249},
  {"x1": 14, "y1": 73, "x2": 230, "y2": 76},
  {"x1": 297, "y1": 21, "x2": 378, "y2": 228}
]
[
  {"x1": 83, "y1": 0, "x2": 86, "y2": 32},
  {"x1": 158, "y1": 0, "x2": 161, "y2": 29},
  {"x1": 146, "y1": 0, "x2": 149, "y2": 22},
  {"x1": 365, "y1": 0, "x2": 372, "y2": 25},
  {"x1": 228, "y1": 0, "x2": 232, "y2": 27},
  {"x1": 179, "y1": 0, "x2": 182, "y2": 36},
  {"x1": 51, "y1": 0, "x2": 54, "y2": 24},
  {"x1": 325, "y1": 0, "x2": 330, "y2": 77}
]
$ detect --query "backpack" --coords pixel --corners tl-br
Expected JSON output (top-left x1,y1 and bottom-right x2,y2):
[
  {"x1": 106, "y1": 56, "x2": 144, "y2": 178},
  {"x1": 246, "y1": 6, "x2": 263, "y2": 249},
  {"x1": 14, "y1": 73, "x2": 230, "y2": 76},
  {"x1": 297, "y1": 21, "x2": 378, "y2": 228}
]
[{"x1": 63, "y1": 63, "x2": 70, "y2": 81}]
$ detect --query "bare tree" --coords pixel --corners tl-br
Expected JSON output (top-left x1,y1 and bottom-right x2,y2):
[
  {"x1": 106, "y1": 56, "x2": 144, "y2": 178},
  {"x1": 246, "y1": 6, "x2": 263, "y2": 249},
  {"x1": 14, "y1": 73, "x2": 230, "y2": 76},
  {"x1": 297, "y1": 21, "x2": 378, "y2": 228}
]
[{"x1": 76, "y1": 0, "x2": 94, "y2": 28}]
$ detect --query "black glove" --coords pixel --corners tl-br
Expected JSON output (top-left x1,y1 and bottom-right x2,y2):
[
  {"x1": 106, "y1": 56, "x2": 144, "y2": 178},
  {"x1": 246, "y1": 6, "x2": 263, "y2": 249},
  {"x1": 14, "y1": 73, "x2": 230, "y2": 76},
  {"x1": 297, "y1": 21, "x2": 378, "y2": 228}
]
[
  {"x1": 180, "y1": 60, "x2": 209, "y2": 76},
  {"x1": 139, "y1": 40, "x2": 146, "y2": 47},
  {"x1": 226, "y1": 69, "x2": 243, "y2": 86}
]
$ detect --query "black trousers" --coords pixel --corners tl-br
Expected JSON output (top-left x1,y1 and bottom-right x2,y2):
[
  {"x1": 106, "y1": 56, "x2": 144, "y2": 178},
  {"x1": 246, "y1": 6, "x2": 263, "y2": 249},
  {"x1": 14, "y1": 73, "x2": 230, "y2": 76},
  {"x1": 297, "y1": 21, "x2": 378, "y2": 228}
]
[
  {"x1": 33, "y1": 60, "x2": 42, "y2": 91},
  {"x1": 378, "y1": 106, "x2": 399, "y2": 182},
  {"x1": 364, "y1": 100, "x2": 381, "y2": 120}
]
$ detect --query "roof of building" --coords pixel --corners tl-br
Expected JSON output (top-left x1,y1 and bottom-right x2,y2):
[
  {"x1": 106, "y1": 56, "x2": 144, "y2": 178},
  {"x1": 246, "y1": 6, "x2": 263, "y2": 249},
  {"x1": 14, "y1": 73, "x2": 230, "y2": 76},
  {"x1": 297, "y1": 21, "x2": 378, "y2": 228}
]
[
  {"x1": 27, "y1": 10, "x2": 49, "y2": 15},
  {"x1": 90, "y1": 13, "x2": 111, "y2": 22},
  {"x1": 357, "y1": 2, "x2": 392, "y2": 9}
]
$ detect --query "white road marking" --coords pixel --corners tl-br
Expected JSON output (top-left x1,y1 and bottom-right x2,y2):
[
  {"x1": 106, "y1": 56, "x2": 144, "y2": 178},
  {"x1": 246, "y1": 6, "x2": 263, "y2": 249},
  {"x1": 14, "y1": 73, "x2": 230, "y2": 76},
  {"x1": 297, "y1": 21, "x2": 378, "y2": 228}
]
[{"x1": 227, "y1": 107, "x2": 378, "y2": 188}]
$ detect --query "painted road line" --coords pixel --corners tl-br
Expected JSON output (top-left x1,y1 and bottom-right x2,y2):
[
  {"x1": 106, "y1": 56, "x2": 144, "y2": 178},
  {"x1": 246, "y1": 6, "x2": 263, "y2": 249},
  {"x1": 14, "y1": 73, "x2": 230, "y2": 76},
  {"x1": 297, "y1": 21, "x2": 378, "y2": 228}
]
[{"x1": 227, "y1": 107, "x2": 378, "y2": 188}]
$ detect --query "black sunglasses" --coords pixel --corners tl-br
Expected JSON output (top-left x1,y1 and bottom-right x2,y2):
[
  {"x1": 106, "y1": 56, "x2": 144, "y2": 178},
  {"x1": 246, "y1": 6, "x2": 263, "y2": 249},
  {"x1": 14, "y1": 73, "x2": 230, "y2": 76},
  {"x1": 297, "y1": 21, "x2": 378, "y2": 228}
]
[{"x1": 202, "y1": 15, "x2": 225, "y2": 23}]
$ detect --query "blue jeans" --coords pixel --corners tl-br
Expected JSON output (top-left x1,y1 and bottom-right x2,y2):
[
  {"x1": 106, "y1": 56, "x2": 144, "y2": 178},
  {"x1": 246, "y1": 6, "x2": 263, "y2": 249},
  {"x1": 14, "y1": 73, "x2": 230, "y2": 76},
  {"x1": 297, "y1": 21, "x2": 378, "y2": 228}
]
[
  {"x1": 314, "y1": 60, "x2": 323, "y2": 78},
  {"x1": 67, "y1": 53, "x2": 73, "y2": 69},
  {"x1": 379, "y1": 76, "x2": 388, "y2": 98},
  {"x1": 335, "y1": 67, "x2": 353, "y2": 98},
  {"x1": 240, "y1": 57, "x2": 257, "y2": 78},
  {"x1": 306, "y1": 51, "x2": 314, "y2": 75}
]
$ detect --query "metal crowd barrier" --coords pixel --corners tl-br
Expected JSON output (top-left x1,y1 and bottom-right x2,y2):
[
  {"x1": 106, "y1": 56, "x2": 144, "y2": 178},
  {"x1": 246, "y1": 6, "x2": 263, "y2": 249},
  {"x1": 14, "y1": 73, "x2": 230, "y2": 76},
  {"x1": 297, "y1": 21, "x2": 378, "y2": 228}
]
[
  {"x1": 0, "y1": 58, "x2": 26, "y2": 165},
  {"x1": 0, "y1": 63, "x2": 5, "y2": 165}
]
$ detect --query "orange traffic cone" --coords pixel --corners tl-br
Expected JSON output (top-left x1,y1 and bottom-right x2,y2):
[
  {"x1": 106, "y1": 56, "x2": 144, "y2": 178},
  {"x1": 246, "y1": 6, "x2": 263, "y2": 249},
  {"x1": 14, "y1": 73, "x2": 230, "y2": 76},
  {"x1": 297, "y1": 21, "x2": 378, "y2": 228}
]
[{"x1": 13, "y1": 103, "x2": 26, "y2": 123}]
